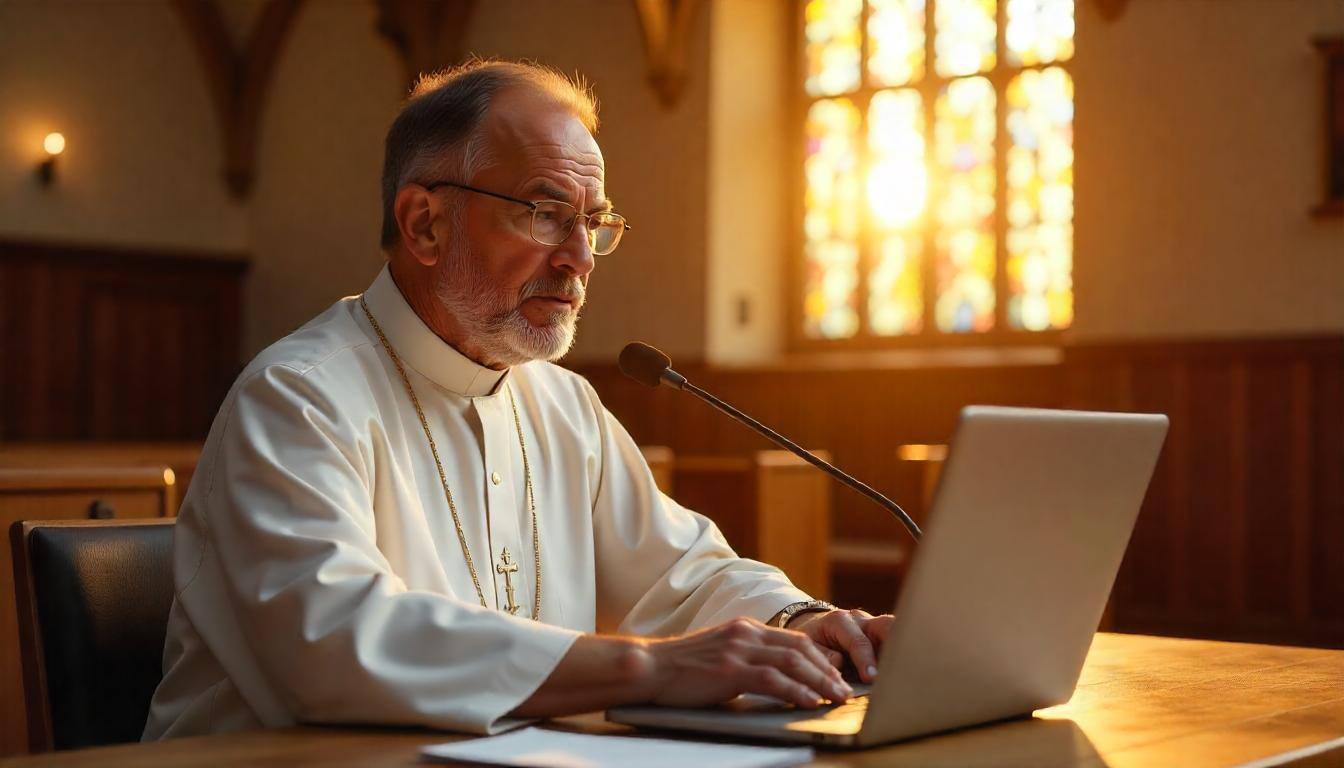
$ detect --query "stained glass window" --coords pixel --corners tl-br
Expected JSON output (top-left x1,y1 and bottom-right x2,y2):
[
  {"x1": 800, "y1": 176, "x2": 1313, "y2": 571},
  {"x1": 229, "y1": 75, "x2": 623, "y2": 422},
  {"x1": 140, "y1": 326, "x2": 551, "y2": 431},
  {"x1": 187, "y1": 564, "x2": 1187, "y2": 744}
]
[
  {"x1": 934, "y1": 0, "x2": 996, "y2": 77},
  {"x1": 1006, "y1": 66, "x2": 1073, "y2": 330},
  {"x1": 799, "y1": 0, "x2": 1074, "y2": 342},
  {"x1": 935, "y1": 76, "x2": 996, "y2": 332},
  {"x1": 1005, "y1": 0, "x2": 1075, "y2": 66},
  {"x1": 804, "y1": 98, "x2": 863, "y2": 338},
  {"x1": 805, "y1": 0, "x2": 864, "y2": 96},
  {"x1": 868, "y1": 89, "x2": 926, "y2": 334},
  {"x1": 868, "y1": 0, "x2": 926, "y2": 88}
]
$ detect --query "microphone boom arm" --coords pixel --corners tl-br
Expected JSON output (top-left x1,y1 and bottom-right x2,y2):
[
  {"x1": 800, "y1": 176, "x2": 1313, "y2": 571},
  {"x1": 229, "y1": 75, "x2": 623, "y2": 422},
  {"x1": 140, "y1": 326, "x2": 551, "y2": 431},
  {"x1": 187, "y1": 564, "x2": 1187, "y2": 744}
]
[{"x1": 676, "y1": 378, "x2": 923, "y2": 543}]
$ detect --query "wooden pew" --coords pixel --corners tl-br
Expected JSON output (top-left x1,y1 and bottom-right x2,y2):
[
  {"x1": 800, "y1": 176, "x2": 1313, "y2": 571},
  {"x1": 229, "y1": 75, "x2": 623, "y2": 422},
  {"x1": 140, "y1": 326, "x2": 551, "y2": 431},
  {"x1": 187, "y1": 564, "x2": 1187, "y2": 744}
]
[
  {"x1": 639, "y1": 445, "x2": 674, "y2": 494},
  {"x1": 0, "y1": 443, "x2": 202, "y2": 505},
  {"x1": 0, "y1": 466, "x2": 176, "y2": 757},
  {"x1": 672, "y1": 450, "x2": 832, "y2": 601}
]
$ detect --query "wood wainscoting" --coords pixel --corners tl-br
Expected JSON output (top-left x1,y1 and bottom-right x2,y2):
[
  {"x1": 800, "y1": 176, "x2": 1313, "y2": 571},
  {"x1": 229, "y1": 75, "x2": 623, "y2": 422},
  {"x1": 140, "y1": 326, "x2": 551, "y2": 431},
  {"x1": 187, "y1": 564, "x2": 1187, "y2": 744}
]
[
  {"x1": 572, "y1": 334, "x2": 1344, "y2": 649},
  {"x1": 1063, "y1": 336, "x2": 1344, "y2": 648},
  {"x1": 0, "y1": 239, "x2": 247, "y2": 441}
]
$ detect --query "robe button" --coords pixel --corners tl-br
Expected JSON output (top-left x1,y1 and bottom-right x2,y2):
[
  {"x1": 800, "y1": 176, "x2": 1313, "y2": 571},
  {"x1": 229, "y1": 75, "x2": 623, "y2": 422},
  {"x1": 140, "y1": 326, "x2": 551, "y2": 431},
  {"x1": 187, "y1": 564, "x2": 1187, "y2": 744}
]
[{"x1": 491, "y1": 472, "x2": 502, "y2": 485}]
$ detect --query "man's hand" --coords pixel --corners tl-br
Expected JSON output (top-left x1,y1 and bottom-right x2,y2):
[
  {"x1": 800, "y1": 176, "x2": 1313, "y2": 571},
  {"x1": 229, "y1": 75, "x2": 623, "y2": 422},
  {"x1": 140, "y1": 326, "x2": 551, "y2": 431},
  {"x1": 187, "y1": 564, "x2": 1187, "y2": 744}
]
[
  {"x1": 785, "y1": 609, "x2": 894, "y2": 683},
  {"x1": 641, "y1": 618, "x2": 854, "y2": 709}
]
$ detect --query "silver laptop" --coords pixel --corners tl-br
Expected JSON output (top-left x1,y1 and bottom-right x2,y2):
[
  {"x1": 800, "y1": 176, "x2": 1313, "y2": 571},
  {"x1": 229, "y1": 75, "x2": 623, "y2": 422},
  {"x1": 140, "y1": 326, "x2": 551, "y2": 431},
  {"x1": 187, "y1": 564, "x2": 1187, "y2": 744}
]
[{"x1": 608, "y1": 406, "x2": 1168, "y2": 748}]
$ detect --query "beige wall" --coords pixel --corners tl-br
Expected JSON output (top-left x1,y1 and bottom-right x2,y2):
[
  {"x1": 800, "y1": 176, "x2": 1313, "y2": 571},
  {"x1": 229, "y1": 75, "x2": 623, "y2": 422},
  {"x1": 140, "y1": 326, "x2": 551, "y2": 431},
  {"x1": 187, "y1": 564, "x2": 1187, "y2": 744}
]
[
  {"x1": 2, "y1": 0, "x2": 1341, "y2": 367},
  {"x1": 0, "y1": 2, "x2": 246, "y2": 251},
  {"x1": 706, "y1": 0, "x2": 791, "y2": 364},
  {"x1": 1072, "y1": 0, "x2": 1344, "y2": 340}
]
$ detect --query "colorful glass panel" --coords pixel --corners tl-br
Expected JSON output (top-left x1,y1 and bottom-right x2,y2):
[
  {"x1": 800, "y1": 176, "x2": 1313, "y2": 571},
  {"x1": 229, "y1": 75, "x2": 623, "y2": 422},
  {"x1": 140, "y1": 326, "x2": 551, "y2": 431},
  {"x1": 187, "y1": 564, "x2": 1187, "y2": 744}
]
[
  {"x1": 868, "y1": 0, "x2": 925, "y2": 88},
  {"x1": 805, "y1": 0, "x2": 863, "y2": 96},
  {"x1": 935, "y1": 0, "x2": 997, "y2": 77},
  {"x1": 1006, "y1": 67, "x2": 1073, "y2": 330},
  {"x1": 804, "y1": 98, "x2": 863, "y2": 339},
  {"x1": 867, "y1": 89, "x2": 926, "y2": 335},
  {"x1": 934, "y1": 76, "x2": 996, "y2": 332},
  {"x1": 1006, "y1": 0, "x2": 1075, "y2": 66}
]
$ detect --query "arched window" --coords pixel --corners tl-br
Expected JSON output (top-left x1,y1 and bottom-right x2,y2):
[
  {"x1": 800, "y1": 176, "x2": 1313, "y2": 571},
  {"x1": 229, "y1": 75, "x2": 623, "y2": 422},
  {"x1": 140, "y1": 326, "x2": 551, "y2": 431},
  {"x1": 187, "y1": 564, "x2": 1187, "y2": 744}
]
[{"x1": 799, "y1": 0, "x2": 1075, "y2": 345}]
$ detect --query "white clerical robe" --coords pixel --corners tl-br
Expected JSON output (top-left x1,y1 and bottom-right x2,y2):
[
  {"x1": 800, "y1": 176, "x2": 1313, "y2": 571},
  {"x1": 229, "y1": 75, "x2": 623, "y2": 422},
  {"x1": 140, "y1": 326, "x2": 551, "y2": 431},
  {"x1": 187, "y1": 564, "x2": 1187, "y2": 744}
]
[{"x1": 143, "y1": 265, "x2": 812, "y2": 740}]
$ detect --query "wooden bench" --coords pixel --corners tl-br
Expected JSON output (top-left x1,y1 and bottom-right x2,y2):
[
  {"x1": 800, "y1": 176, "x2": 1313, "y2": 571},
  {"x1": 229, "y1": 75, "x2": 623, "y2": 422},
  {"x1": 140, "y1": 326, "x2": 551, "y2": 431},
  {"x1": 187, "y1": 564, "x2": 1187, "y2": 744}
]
[
  {"x1": 0, "y1": 443, "x2": 202, "y2": 504},
  {"x1": 671, "y1": 450, "x2": 832, "y2": 601}
]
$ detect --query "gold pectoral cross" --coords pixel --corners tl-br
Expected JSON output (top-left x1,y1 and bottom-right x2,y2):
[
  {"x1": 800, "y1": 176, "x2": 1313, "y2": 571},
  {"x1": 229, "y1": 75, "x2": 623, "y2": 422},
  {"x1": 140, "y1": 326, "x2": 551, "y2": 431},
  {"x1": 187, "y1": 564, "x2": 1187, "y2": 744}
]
[{"x1": 495, "y1": 547, "x2": 520, "y2": 615}]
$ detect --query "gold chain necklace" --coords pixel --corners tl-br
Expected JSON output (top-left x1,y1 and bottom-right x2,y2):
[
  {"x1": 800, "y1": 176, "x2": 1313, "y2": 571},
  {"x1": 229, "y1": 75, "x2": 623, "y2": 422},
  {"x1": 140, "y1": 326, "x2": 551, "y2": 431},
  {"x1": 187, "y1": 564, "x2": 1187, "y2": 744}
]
[{"x1": 359, "y1": 295, "x2": 541, "y2": 620}]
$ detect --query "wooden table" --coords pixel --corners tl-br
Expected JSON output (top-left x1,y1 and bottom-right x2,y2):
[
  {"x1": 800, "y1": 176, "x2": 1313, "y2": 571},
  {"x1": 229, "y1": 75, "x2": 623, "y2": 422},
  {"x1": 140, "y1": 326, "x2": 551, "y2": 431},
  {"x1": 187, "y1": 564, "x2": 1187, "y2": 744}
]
[{"x1": 3, "y1": 633, "x2": 1342, "y2": 767}]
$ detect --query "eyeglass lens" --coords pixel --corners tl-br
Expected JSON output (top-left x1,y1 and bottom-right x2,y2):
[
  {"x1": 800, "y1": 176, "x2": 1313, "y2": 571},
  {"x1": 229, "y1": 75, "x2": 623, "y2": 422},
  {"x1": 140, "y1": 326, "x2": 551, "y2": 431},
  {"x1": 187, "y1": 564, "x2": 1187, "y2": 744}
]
[{"x1": 531, "y1": 201, "x2": 625, "y2": 255}]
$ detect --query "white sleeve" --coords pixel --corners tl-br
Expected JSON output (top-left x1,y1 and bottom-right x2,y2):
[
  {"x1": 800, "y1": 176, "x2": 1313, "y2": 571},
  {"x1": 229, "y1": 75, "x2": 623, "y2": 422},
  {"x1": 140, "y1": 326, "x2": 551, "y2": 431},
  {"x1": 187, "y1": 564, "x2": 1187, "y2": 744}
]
[
  {"x1": 584, "y1": 384, "x2": 812, "y2": 636},
  {"x1": 198, "y1": 364, "x2": 579, "y2": 734}
]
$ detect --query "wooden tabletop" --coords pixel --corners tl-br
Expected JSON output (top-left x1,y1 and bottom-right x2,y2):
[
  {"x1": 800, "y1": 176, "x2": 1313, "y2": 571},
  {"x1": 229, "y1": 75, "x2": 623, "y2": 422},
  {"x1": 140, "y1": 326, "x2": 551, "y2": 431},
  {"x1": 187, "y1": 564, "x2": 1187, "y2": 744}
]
[{"x1": 3, "y1": 633, "x2": 1342, "y2": 768}]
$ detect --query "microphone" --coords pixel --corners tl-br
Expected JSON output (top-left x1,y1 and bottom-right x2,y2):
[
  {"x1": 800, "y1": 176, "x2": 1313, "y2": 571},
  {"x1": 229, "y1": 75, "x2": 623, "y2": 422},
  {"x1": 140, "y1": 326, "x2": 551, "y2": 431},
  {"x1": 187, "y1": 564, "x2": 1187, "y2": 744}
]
[{"x1": 618, "y1": 342, "x2": 922, "y2": 543}]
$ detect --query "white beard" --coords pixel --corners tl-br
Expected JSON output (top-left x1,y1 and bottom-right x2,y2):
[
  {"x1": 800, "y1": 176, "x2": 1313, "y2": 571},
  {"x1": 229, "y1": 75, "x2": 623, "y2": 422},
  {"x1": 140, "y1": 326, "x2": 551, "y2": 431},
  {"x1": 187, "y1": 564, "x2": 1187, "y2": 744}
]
[{"x1": 433, "y1": 233, "x2": 584, "y2": 368}]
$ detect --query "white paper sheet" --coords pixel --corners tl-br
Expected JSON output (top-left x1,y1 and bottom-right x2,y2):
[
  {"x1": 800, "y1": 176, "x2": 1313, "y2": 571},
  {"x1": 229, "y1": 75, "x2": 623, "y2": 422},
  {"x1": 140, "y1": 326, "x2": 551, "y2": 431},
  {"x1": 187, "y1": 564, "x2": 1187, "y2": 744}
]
[{"x1": 420, "y1": 727, "x2": 815, "y2": 768}]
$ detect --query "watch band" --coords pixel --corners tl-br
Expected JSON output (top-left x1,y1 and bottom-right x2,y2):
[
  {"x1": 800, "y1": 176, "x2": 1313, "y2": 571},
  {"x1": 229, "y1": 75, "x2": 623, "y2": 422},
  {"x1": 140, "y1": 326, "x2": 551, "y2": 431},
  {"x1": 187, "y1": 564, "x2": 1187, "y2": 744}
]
[{"x1": 772, "y1": 599, "x2": 837, "y2": 628}]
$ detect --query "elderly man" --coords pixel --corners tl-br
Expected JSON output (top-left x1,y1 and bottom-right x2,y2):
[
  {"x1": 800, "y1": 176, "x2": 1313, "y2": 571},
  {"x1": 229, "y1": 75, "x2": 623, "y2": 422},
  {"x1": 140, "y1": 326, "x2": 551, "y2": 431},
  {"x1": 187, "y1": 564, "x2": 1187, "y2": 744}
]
[{"x1": 144, "y1": 59, "x2": 892, "y2": 740}]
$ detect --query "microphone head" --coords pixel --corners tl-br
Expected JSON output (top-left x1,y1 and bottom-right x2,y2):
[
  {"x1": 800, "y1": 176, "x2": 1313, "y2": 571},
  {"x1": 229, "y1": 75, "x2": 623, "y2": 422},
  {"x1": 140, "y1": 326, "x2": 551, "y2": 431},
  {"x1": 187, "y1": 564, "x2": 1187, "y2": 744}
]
[{"x1": 619, "y1": 342, "x2": 672, "y2": 388}]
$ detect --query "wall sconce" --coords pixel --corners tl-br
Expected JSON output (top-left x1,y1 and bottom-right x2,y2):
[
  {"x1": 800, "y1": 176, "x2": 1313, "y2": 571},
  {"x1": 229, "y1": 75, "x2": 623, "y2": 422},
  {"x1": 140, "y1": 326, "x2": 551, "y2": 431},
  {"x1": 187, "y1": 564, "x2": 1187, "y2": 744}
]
[{"x1": 38, "y1": 132, "x2": 65, "y2": 186}]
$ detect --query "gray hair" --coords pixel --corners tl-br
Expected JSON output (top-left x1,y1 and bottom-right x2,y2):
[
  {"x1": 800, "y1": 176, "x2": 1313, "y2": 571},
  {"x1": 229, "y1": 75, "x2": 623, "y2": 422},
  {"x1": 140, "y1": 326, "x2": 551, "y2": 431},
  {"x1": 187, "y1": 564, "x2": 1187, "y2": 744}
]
[{"x1": 379, "y1": 59, "x2": 599, "y2": 248}]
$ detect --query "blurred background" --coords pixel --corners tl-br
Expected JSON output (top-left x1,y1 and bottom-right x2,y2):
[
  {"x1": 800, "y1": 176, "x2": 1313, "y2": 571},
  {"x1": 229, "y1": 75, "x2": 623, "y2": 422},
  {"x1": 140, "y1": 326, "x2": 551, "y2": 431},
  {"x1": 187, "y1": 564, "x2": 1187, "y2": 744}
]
[{"x1": 1, "y1": 1, "x2": 1342, "y2": 734}]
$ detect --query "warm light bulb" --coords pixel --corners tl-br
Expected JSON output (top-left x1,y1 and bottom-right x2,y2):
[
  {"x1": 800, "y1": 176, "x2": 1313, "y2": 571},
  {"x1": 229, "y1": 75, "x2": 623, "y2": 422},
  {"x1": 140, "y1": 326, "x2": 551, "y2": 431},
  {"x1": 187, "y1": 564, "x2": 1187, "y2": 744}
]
[{"x1": 43, "y1": 132, "x2": 65, "y2": 156}]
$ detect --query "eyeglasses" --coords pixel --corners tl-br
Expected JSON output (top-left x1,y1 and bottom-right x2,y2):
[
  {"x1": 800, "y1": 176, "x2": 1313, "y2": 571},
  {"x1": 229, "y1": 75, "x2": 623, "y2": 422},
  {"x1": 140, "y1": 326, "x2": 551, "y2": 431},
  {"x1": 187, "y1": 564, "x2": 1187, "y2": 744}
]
[{"x1": 426, "y1": 181, "x2": 631, "y2": 256}]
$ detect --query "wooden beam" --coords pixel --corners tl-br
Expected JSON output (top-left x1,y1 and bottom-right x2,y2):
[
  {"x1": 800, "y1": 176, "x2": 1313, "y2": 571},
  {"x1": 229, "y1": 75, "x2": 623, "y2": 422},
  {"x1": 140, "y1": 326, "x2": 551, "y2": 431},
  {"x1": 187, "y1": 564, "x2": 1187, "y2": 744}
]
[
  {"x1": 173, "y1": 0, "x2": 304, "y2": 199},
  {"x1": 374, "y1": 0, "x2": 478, "y2": 91},
  {"x1": 633, "y1": 0, "x2": 703, "y2": 108}
]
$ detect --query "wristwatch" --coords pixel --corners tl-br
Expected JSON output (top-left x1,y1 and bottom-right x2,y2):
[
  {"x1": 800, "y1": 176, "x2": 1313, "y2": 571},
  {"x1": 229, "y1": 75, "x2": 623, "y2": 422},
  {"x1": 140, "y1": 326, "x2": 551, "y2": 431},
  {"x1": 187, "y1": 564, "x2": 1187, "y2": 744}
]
[{"x1": 771, "y1": 599, "x2": 837, "y2": 628}]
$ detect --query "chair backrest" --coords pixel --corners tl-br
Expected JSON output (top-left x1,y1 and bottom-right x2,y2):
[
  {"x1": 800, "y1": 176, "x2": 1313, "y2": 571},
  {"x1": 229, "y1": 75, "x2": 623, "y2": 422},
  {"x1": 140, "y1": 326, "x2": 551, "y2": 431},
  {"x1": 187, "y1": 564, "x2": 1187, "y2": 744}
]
[{"x1": 10, "y1": 518, "x2": 176, "y2": 752}]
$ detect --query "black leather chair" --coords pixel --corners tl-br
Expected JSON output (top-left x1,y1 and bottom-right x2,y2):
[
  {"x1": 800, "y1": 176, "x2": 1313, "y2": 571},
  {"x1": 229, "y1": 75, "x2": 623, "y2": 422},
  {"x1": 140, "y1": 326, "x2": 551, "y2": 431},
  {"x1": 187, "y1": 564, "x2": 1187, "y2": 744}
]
[{"x1": 10, "y1": 518, "x2": 175, "y2": 752}]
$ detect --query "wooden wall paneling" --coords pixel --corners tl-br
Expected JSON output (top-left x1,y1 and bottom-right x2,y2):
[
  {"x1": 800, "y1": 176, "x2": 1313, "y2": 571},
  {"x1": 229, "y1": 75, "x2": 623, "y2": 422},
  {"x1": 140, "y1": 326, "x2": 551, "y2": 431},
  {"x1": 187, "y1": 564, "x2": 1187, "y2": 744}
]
[
  {"x1": 1181, "y1": 360, "x2": 1236, "y2": 627},
  {"x1": 1066, "y1": 337, "x2": 1344, "y2": 648},
  {"x1": 1287, "y1": 361, "x2": 1313, "y2": 625},
  {"x1": 1162, "y1": 363, "x2": 1192, "y2": 621},
  {"x1": 1311, "y1": 352, "x2": 1344, "y2": 632},
  {"x1": 0, "y1": 240, "x2": 247, "y2": 442},
  {"x1": 85, "y1": 278, "x2": 234, "y2": 439},
  {"x1": 1226, "y1": 361, "x2": 1249, "y2": 624},
  {"x1": 1095, "y1": 360, "x2": 1161, "y2": 622},
  {"x1": 1243, "y1": 359, "x2": 1296, "y2": 624}
]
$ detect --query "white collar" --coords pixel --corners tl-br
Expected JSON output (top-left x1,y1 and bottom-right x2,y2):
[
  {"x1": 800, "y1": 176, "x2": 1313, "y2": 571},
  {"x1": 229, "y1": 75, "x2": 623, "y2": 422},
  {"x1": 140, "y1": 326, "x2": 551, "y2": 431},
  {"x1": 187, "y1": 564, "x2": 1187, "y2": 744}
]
[{"x1": 360, "y1": 265, "x2": 509, "y2": 398}]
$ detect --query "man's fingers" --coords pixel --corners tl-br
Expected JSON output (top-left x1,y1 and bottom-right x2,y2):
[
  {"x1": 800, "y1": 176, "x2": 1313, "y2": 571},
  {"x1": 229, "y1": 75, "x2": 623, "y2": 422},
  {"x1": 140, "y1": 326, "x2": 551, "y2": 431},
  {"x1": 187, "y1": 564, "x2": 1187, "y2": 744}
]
[
  {"x1": 824, "y1": 648, "x2": 845, "y2": 669},
  {"x1": 751, "y1": 667, "x2": 823, "y2": 709},
  {"x1": 750, "y1": 646, "x2": 852, "y2": 703},
  {"x1": 862, "y1": 614, "x2": 895, "y2": 652},
  {"x1": 827, "y1": 612, "x2": 880, "y2": 683},
  {"x1": 765, "y1": 627, "x2": 847, "y2": 685}
]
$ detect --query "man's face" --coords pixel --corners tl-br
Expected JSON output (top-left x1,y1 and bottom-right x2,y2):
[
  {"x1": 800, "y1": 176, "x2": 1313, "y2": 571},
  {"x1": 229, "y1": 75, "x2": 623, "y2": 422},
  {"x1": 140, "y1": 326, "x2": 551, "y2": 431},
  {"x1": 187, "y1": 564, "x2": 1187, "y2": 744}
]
[{"x1": 432, "y1": 89, "x2": 605, "y2": 368}]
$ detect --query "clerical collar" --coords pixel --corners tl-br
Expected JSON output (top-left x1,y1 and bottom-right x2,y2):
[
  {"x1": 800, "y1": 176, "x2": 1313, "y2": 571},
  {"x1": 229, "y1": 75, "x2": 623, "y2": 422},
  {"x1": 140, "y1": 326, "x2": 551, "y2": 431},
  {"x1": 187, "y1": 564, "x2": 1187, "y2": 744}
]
[{"x1": 360, "y1": 265, "x2": 509, "y2": 398}]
